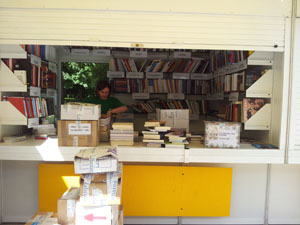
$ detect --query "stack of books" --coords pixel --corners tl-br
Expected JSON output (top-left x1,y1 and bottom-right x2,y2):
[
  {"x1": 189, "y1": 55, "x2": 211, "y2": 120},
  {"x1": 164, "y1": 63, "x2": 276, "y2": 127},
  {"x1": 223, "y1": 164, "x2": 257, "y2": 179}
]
[
  {"x1": 186, "y1": 133, "x2": 204, "y2": 143},
  {"x1": 142, "y1": 121, "x2": 171, "y2": 148},
  {"x1": 165, "y1": 129, "x2": 189, "y2": 149},
  {"x1": 110, "y1": 122, "x2": 134, "y2": 146}
]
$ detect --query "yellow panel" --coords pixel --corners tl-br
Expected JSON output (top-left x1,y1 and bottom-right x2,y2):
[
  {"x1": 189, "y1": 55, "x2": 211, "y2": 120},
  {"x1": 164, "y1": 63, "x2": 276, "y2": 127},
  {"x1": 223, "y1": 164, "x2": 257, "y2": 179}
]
[
  {"x1": 39, "y1": 164, "x2": 232, "y2": 216},
  {"x1": 38, "y1": 164, "x2": 80, "y2": 212},
  {"x1": 180, "y1": 167, "x2": 232, "y2": 216},
  {"x1": 122, "y1": 165, "x2": 182, "y2": 216},
  {"x1": 122, "y1": 165, "x2": 232, "y2": 217}
]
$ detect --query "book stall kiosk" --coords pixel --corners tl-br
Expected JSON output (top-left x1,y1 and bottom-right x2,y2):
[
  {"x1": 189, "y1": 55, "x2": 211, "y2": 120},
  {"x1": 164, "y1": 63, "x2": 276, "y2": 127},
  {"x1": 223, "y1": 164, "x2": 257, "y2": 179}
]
[{"x1": 0, "y1": 0, "x2": 300, "y2": 224}]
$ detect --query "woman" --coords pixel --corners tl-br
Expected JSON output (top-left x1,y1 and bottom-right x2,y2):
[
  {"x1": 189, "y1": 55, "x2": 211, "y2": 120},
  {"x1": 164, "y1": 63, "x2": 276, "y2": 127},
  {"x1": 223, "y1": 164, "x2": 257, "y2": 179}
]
[{"x1": 85, "y1": 80, "x2": 128, "y2": 117}]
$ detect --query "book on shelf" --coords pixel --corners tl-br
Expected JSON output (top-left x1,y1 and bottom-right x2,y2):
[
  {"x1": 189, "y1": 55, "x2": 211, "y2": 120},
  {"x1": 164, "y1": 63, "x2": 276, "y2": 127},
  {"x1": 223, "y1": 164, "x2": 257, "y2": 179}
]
[
  {"x1": 142, "y1": 130, "x2": 159, "y2": 135},
  {"x1": 110, "y1": 78, "x2": 209, "y2": 95},
  {"x1": 142, "y1": 139, "x2": 165, "y2": 143},
  {"x1": 2, "y1": 55, "x2": 57, "y2": 89},
  {"x1": 245, "y1": 69, "x2": 267, "y2": 89},
  {"x1": 143, "y1": 134, "x2": 163, "y2": 140},
  {"x1": 128, "y1": 100, "x2": 207, "y2": 115},
  {"x1": 144, "y1": 120, "x2": 165, "y2": 127},
  {"x1": 112, "y1": 122, "x2": 134, "y2": 130},
  {"x1": 242, "y1": 98, "x2": 265, "y2": 122},
  {"x1": 211, "y1": 50, "x2": 249, "y2": 72},
  {"x1": 2, "y1": 96, "x2": 49, "y2": 118}
]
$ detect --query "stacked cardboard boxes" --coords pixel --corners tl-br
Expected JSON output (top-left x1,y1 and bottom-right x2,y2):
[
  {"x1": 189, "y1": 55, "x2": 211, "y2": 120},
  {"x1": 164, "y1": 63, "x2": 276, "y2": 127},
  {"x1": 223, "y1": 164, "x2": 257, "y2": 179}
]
[
  {"x1": 58, "y1": 103, "x2": 101, "y2": 147},
  {"x1": 73, "y1": 146, "x2": 123, "y2": 225},
  {"x1": 57, "y1": 187, "x2": 80, "y2": 225}
]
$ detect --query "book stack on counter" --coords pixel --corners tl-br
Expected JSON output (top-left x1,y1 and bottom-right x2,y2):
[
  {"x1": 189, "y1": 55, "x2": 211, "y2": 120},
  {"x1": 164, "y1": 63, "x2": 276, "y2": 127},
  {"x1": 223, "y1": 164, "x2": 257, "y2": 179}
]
[
  {"x1": 165, "y1": 129, "x2": 189, "y2": 149},
  {"x1": 186, "y1": 133, "x2": 204, "y2": 144},
  {"x1": 142, "y1": 121, "x2": 171, "y2": 148},
  {"x1": 110, "y1": 122, "x2": 134, "y2": 146},
  {"x1": 100, "y1": 116, "x2": 111, "y2": 142}
]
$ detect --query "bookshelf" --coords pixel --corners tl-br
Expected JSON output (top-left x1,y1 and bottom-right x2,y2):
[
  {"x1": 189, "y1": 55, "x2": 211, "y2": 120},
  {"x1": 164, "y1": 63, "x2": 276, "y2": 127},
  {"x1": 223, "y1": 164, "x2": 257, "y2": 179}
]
[
  {"x1": 107, "y1": 51, "x2": 273, "y2": 131},
  {"x1": 0, "y1": 45, "x2": 57, "y2": 134},
  {"x1": 246, "y1": 70, "x2": 273, "y2": 98},
  {"x1": 244, "y1": 104, "x2": 271, "y2": 130},
  {"x1": 0, "y1": 56, "x2": 27, "y2": 92}
]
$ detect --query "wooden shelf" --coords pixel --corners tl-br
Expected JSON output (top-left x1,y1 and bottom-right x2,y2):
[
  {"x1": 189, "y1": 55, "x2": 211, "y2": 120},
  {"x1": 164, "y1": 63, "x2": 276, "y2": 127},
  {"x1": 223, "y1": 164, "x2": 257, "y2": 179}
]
[
  {"x1": 244, "y1": 103, "x2": 271, "y2": 130},
  {"x1": 246, "y1": 70, "x2": 273, "y2": 98},
  {"x1": 0, "y1": 101, "x2": 39, "y2": 128},
  {"x1": 0, "y1": 44, "x2": 27, "y2": 59},
  {"x1": 0, "y1": 60, "x2": 27, "y2": 92},
  {"x1": 0, "y1": 139, "x2": 283, "y2": 163}
]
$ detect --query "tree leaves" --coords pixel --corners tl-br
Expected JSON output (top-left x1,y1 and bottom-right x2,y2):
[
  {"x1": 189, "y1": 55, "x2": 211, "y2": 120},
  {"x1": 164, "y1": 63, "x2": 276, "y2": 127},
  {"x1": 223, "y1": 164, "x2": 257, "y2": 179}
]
[{"x1": 62, "y1": 62, "x2": 109, "y2": 99}]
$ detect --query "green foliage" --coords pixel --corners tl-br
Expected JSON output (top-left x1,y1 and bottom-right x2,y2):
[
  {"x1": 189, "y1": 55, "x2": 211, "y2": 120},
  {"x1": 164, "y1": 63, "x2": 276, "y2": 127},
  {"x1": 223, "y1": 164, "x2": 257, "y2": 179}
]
[{"x1": 62, "y1": 62, "x2": 109, "y2": 99}]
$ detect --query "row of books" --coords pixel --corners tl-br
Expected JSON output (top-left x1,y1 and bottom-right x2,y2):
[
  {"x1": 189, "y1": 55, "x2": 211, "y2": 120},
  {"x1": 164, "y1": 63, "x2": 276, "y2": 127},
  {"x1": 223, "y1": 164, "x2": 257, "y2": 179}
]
[
  {"x1": 109, "y1": 58, "x2": 210, "y2": 73},
  {"x1": 208, "y1": 72, "x2": 245, "y2": 94},
  {"x1": 2, "y1": 58, "x2": 56, "y2": 88},
  {"x1": 218, "y1": 98, "x2": 265, "y2": 123},
  {"x1": 2, "y1": 96, "x2": 55, "y2": 118},
  {"x1": 128, "y1": 100, "x2": 208, "y2": 115},
  {"x1": 211, "y1": 50, "x2": 250, "y2": 72},
  {"x1": 21, "y1": 45, "x2": 48, "y2": 61},
  {"x1": 111, "y1": 72, "x2": 246, "y2": 95},
  {"x1": 110, "y1": 78, "x2": 209, "y2": 94}
]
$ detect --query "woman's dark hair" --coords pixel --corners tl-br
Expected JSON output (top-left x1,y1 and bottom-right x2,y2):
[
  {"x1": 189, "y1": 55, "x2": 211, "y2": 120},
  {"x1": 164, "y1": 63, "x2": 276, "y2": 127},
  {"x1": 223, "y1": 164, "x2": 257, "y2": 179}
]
[{"x1": 96, "y1": 80, "x2": 111, "y2": 96}]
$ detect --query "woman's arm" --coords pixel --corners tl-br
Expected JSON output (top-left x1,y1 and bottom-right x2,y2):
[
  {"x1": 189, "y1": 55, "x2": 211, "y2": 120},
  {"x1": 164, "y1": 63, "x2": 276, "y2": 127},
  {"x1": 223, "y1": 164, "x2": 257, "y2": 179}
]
[{"x1": 107, "y1": 105, "x2": 128, "y2": 117}]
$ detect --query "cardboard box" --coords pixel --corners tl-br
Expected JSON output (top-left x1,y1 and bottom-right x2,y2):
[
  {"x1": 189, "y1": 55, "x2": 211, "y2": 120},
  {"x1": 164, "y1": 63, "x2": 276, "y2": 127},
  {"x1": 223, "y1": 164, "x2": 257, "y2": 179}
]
[
  {"x1": 79, "y1": 177, "x2": 122, "y2": 206},
  {"x1": 57, "y1": 187, "x2": 80, "y2": 225},
  {"x1": 79, "y1": 164, "x2": 122, "y2": 206},
  {"x1": 25, "y1": 212, "x2": 57, "y2": 225},
  {"x1": 58, "y1": 120, "x2": 99, "y2": 147},
  {"x1": 204, "y1": 121, "x2": 241, "y2": 148},
  {"x1": 75, "y1": 204, "x2": 119, "y2": 225},
  {"x1": 61, "y1": 103, "x2": 101, "y2": 121},
  {"x1": 156, "y1": 109, "x2": 189, "y2": 132},
  {"x1": 74, "y1": 146, "x2": 118, "y2": 174}
]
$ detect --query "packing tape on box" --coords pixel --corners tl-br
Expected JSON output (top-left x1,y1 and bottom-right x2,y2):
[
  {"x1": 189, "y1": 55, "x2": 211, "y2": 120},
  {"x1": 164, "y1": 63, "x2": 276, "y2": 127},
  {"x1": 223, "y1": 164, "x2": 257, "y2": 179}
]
[
  {"x1": 73, "y1": 136, "x2": 78, "y2": 147},
  {"x1": 67, "y1": 199, "x2": 76, "y2": 218},
  {"x1": 82, "y1": 174, "x2": 92, "y2": 205},
  {"x1": 107, "y1": 171, "x2": 119, "y2": 200},
  {"x1": 91, "y1": 187, "x2": 104, "y2": 205},
  {"x1": 89, "y1": 156, "x2": 96, "y2": 174}
]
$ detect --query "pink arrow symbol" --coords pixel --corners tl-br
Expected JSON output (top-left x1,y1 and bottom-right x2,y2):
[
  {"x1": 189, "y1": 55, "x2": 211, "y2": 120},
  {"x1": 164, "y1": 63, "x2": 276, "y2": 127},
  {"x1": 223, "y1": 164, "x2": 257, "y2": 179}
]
[{"x1": 84, "y1": 213, "x2": 107, "y2": 222}]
